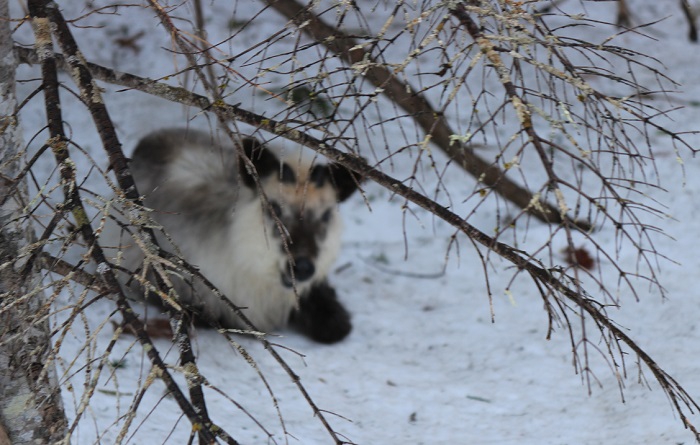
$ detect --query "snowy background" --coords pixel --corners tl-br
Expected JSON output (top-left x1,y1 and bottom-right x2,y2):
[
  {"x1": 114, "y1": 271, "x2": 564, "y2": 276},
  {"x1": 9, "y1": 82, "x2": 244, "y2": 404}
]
[{"x1": 9, "y1": 0, "x2": 700, "y2": 444}]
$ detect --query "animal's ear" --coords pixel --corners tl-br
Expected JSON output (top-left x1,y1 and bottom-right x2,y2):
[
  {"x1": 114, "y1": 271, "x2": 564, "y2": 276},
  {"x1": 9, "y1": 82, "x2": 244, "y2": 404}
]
[
  {"x1": 312, "y1": 162, "x2": 362, "y2": 202},
  {"x1": 239, "y1": 137, "x2": 280, "y2": 188}
]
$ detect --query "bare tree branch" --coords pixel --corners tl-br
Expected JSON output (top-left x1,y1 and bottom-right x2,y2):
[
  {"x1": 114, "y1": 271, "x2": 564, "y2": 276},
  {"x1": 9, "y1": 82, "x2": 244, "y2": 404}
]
[
  {"x1": 25, "y1": 1, "x2": 235, "y2": 442},
  {"x1": 15, "y1": 33, "x2": 700, "y2": 438},
  {"x1": 8, "y1": 1, "x2": 700, "y2": 442},
  {"x1": 264, "y1": 0, "x2": 591, "y2": 230}
]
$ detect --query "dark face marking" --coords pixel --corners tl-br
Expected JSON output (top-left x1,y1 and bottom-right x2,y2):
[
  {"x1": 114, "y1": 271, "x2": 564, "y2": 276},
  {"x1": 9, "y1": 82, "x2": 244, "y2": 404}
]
[
  {"x1": 268, "y1": 200, "x2": 282, "y2": 219},
  {"x1": 311, "y1": 162, "x2": 364, "y2": 202},
  {"x1": 327, "y1": 162, "x2": 362, "y2": 202},
  {"x1": 239, "y1": 137, "x2": 278, "y2": 188},
  {"x1": 281, "y1": 164, "x2": 296, "y2": 184},
  {"x1": 320, "y1": 208, "x2": 332, "y2": 224},
  {"x1": 310, "y1": 165, "x2": 328, "y2": 188},
  {"x1": 265, "y1": 199, "x2": 335, "y2": 288},
  {"x1": 236, "y1": 136, "x2": 362, "y2": 288},
  {"x1": 239, "y1": 136, "x2": 363, "y2": 202}
]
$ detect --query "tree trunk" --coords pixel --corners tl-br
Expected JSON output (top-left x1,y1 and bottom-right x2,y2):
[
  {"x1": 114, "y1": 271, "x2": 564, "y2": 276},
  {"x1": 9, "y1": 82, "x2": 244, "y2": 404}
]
[{"x1": 0, "y1": 0, "x2": 68, "y2": 442}]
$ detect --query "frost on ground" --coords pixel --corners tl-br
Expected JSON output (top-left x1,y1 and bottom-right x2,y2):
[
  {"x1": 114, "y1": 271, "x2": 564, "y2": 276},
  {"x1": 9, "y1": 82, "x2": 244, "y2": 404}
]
[{"x1": 9, "y1": 0, "x2": 700, "y2": 444}]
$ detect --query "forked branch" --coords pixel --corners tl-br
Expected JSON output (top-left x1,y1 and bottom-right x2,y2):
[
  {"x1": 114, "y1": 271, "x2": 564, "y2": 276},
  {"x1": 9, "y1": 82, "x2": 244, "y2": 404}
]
[
  {"x1": 26, "y1": 1, "x2": 236, "y2": 442},
  {"x1": 15, "y1": 39, "x2": 700, "y2": 439},
  {"x1": 264, "y1": 0, "x2": 590, "y2": 231}
]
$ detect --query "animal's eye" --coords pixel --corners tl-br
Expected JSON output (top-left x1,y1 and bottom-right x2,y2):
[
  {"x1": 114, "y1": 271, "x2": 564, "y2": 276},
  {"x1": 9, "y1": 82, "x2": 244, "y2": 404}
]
[
  {"x1": 281, "y1": 164, "x2": 296, "y2": 184},
  {"x1": 320, "y1": 209, "x2": 333, "y2": 223},
  {"x1": 310, "y1": 165, "x2": 327, "y2": 188},
  {"x1": 269, "y1": 201, "x2": 282, "y2": 218}
]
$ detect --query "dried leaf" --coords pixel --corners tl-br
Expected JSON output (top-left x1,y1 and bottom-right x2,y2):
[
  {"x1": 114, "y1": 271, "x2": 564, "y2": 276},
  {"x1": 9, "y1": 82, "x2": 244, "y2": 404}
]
[
  {"x1": 112, "y1": 318, "x2": 173, "y2": 339},
  {"x1": 562, "y1": 246, "x2": 595, "y2": 270}
]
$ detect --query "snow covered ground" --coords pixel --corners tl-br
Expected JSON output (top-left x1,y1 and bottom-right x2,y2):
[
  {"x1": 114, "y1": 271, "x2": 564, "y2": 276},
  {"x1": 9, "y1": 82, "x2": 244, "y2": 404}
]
[{"x1": 10, "y1": 0, "x2": 700, "y2": 444}]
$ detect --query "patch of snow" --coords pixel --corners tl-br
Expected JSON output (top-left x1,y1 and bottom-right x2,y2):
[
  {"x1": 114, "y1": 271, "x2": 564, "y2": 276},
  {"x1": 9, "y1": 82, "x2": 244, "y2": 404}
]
[{"x1": 10, "y1": 0, "x2": 700, "y2": 444}]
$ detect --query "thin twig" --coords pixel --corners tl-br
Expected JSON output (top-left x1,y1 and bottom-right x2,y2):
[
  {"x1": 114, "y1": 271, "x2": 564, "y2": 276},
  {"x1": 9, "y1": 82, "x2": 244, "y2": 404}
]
[
  {"x1": 26, "y1": 2, "x2": 234, "y2": 443},
  {"x1": 264, "y1": 0, "x2": 590, "y2": 231}
]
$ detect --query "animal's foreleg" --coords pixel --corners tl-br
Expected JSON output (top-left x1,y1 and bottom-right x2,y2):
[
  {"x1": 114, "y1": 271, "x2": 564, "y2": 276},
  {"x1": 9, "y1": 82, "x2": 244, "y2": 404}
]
[{"x1": 291, "y1": 281, "x2": 351, "y2": 343}]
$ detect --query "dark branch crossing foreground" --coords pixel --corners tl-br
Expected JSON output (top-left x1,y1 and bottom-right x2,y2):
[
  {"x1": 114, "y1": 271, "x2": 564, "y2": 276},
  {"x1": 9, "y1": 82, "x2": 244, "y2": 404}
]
[{"x1": 2, "y1": 0, "x2": 699, "y2": 443}]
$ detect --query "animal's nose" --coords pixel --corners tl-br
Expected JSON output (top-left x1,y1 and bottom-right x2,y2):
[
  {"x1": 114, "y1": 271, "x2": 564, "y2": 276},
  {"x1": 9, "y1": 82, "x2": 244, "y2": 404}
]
[{"x1": 290, "y1": 257, "x2": 315, "y2": 282}]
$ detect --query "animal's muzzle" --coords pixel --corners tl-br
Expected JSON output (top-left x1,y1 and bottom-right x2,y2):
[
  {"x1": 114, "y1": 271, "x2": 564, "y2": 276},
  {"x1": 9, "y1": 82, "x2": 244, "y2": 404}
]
[{"x1": 281, "y1": 257, "x2": 315, "y2": 288}]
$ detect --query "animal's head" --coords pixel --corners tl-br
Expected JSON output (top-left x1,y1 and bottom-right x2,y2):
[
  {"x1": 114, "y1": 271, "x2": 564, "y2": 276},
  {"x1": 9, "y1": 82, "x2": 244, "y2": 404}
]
[{"x1": 238, "y1": 137, "x2": 362, "y2": 289}]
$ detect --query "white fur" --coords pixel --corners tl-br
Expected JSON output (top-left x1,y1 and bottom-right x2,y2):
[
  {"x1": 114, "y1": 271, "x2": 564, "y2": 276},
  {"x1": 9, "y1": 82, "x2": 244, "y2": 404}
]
[{"x1": 103, "y1": 129, "x2": 345, "y2": 332}]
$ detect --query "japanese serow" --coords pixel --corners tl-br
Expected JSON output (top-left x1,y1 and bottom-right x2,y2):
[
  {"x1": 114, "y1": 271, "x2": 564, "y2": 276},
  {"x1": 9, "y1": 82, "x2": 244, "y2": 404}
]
[{"x1": 109, "y1": 129, "x2": 361, "y2": 343}]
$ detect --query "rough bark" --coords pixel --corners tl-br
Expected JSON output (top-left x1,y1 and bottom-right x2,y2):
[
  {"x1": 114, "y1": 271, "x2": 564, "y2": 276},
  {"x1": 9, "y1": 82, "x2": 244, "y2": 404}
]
[{"x1": 0, "y1": 0, "x2": 69, "y2": 443}]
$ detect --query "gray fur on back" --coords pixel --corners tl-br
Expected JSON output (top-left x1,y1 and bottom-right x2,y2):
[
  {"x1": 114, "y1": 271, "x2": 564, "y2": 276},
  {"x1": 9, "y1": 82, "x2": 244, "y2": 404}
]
[{"x1": 103, "y1": 129, "x2": 344, "y2": 332}]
